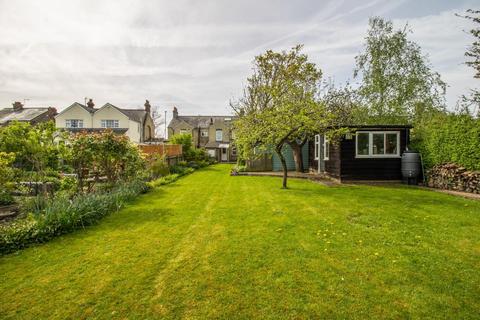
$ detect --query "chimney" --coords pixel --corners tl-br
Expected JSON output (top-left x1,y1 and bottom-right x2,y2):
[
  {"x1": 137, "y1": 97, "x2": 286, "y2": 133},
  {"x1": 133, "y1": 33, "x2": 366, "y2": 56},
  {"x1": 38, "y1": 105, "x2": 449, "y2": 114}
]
[
  {"x1": 12, "y1": 101, "x2": 23, "y2": 111},
  {"x1": 86, "y1": 99, "x2": 95, "y2": 109},
  {"x1": 173, "y1": 106, "x2": 178, "y2": 119},
  {"x1": 210, "y1": 117, "x2": 213, "y2": 125},
  {"x1": 144, "y1": 100, "x2": 151, "y2": 113},
  {"x1": 47, "y1": 107, "x2": 57, "y2": 117}
]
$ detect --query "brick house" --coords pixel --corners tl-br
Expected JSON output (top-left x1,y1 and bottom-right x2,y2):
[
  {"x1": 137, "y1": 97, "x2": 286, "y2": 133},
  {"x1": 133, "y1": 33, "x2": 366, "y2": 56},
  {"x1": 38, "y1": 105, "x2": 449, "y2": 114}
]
[
  {"x1": 0, "y1": 102, "x2": 57, "y2": 126},
  {"x1": 167, "y1": 107, "x2": 237, "y2": 162}
]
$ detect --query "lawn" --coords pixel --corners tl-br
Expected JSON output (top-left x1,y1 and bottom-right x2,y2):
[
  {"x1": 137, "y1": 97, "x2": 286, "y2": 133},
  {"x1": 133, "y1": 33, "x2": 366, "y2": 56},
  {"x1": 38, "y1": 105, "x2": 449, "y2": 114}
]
[{"x1": 1, "y1": 164, "x2": 479, "y2": 319}]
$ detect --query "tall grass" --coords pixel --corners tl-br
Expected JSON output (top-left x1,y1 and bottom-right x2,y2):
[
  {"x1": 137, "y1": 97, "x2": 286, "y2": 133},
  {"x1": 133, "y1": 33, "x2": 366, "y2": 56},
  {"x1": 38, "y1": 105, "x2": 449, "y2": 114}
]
[{"x1": 0, "y1": 180, "x2": 149, "y2": 254}]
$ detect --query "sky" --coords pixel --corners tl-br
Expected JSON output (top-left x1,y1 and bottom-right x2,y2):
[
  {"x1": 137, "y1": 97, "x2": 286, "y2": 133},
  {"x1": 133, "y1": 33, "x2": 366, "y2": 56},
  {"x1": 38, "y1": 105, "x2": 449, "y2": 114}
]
[{"x1": 0, "y1": 0, "x2": 478, "y2": 123}]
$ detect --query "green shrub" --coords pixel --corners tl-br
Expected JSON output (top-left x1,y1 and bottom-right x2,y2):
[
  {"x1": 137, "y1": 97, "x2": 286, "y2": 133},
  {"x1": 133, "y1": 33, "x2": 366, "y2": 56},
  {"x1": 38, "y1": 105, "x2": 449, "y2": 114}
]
[
  {"x1": 0, "y1": 179, "x2": 149, "y2": 254},
  {"x1": 19, "y1": 195, "x2": 49, "y2": 213},
  {"x1": 147, "y1": 167, "x2": 195, "y2": 189},
  {"x1": 150, "y1": 156, "x2": 170, "y2": 178},
  {"x1": 412, "y1": 112, "x2": 480, "y2": 171},
  {"x1": 147, "y1": 174, "x2": 180, "y2": 188},
  {"x1": 187, "y1": 161, "x2": 200, "y2": 169},
  {"x1": 170, "y1": 134, "x2": 193, "y2": 155},
  {"x1": 0, "y1": 189, "x2": 14, "y2": 205},
  {"x1": 170, "y1": 164, "x2": 187, "y2": 175}
]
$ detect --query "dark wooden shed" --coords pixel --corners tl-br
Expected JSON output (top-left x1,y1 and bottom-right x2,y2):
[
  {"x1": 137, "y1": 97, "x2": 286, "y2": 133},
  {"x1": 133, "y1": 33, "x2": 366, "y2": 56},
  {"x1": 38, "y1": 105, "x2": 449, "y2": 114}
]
[{"x1": 310, "y1": 125, "x2": 412, "y2": 181}]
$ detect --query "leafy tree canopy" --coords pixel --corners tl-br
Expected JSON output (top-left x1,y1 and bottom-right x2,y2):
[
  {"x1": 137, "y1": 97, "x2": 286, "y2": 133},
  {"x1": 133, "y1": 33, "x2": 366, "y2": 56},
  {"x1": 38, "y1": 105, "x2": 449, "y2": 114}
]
[
  {"x1": 354, "y1": 17, "x2": 446, "y2": 124},
  {"x1": 232, "y1": 45, "x2": 335, "y2": 187}
]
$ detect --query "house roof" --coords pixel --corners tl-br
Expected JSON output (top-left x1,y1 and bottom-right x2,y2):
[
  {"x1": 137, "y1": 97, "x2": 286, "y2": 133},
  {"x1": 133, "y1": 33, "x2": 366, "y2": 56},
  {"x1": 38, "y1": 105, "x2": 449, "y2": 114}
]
[
  {"x1": 0, "y1": 107, "x2": 52, "y2": 124},
  {"x1": 119, "y1": 109, "x2": 147, "y2": 123},
  {"x1": 57, "y1": 102, "x2": 148, "y2": 124},
  {"x1": 169, "y1": 115, "x2": 236, "y2": 129},
  {"x1": 56, "y1": 102, "x2": 96, "y2": 116}
]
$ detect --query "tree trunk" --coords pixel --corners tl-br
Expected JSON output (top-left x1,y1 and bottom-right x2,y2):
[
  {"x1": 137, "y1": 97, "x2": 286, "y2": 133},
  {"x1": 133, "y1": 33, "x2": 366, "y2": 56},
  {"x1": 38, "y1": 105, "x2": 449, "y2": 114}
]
[
  {"x1": 275, "y1": 146, "x2": 288, "y2": 189},
  {"x1": 288, "y1": 137, "x2": 308, "y2": 172},
  {"x1": 289, "y1": 143, "x2": 303, "y2": 172}
]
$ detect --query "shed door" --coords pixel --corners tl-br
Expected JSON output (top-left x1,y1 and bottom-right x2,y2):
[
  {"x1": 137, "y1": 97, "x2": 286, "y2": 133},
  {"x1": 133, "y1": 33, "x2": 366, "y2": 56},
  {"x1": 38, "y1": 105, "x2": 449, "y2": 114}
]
[{"x1": 316, "y1": 135, "x2": 325, "y2": 173}]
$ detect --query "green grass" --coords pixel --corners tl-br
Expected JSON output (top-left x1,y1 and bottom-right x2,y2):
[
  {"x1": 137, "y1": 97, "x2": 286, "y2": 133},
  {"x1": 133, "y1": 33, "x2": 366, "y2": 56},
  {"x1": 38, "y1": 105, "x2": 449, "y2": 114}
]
[{"x1": 1, "y1": 164, "x2": 479, "y2": 319}]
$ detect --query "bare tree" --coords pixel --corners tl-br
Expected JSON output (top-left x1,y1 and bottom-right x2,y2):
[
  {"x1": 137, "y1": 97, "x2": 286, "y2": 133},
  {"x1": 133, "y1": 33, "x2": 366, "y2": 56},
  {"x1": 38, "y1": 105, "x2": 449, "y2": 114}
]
[{"x1": 151, "y1": 105, "x2": 165, "y2": 138}]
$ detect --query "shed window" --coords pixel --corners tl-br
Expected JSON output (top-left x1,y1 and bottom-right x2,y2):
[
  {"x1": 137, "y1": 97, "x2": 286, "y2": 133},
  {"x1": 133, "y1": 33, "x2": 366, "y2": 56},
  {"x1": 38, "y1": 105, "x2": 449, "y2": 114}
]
[
  {"x1": 101, "y1": 120, "x2": 119, "y2": 128},
  {"x1": 216, "y1": 129, "x2": 223, "y2": 142},
  {"x1": 314, "y1": 134, "x2": 320, "y2": 160},
  {"x1": 357, "y1": 133, "x2": 369, "y2": 155},
  {"x1": 66, "y1": 119, "x2": 83, "y2": 128},
  {"x1": 356, "y1": 131, "x2": 400, "y2": 158}
]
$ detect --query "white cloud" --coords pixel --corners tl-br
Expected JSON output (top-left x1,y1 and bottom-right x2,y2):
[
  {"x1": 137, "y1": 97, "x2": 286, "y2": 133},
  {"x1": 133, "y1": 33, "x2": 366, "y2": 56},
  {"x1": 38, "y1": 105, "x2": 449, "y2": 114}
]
[{"x1": 0, "y1": 0, "x2": 476, "y2": 116}]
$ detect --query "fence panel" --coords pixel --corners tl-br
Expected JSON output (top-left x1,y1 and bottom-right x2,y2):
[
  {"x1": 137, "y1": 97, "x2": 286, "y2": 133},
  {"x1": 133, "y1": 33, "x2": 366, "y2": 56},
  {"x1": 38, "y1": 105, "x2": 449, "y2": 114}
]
[{"x1": 139, "y1": 144, "x2": 182, "y2": 158}]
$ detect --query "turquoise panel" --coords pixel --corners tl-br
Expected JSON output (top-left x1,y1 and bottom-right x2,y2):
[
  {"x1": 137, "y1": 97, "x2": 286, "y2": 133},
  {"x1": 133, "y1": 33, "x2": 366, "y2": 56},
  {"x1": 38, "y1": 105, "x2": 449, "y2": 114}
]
[{"x1": 272, "y1": 142, "x2": 309, "y2": 171}]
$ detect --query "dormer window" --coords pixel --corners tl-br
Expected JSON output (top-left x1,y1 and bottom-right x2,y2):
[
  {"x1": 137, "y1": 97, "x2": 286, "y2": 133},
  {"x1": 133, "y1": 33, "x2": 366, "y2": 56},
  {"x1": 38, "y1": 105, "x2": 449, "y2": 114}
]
[
  {"x1": 201, "y1": 129, "x2": 208, "y2": 137},
  {"x1": 101, "y1": 120, "x2": 119, "y2": 128}
]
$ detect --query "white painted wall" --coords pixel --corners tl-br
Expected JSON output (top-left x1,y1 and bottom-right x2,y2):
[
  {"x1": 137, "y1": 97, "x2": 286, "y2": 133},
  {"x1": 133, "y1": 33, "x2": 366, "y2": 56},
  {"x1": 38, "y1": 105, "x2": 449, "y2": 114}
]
[
  {"x1": 55, "y1": 104, "x2": 93, "y2": 128},
  {"x1": 92, "y1": 105, "x2": 129, "y2": 128},
  {"x1": 127, "y1": 119, "x2": 141, "y2": 143},
  {"x1": 56, "y1": 104, "x2": 145, "y2": 144}
]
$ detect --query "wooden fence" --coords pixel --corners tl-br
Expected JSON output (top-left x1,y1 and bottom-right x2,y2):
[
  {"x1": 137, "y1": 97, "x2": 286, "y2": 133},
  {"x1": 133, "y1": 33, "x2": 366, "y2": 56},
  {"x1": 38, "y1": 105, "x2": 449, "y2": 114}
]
[
  {"x1": 139, "y1": 144, "x2": 182, "y2": 157},
  {"x1": 139, "y1": 144, "x2": 183, "y2": 166}
]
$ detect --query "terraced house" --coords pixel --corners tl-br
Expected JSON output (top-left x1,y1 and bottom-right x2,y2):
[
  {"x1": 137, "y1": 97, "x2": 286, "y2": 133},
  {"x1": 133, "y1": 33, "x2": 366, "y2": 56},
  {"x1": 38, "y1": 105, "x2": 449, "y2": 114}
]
[
  {"x1": 0, "y1": 101, "x2": 57, "y2": 127},
  {"x1": 168, "y1": 107, "x2": 237, "y2": 162},
  {"x1": 55, "y1": 99, "x2": 155, "y2": 143}
]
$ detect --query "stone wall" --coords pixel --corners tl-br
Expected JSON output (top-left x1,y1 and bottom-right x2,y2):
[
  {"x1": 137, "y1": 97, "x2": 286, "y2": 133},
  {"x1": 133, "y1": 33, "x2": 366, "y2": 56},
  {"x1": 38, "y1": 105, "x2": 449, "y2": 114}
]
[{"x1": 427, "y1": 163, "x2": 480, "y2": 194}]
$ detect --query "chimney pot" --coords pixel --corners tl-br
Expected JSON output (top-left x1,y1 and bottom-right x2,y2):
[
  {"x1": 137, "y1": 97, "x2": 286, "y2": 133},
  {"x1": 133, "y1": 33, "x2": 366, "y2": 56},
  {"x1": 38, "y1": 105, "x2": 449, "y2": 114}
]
[
  {"x1": 173, "y1": 106, "x2": 178, "y2": 119},
  {"x1": 12, "y1": 101, "x2": 23, "y2": 111},
  {"x1": 87, "y1": 99, "x2": 95, "y2": 109},
  {"x1": 144, "y1": 100, "x2": 151, "y2": 113},
  {"x1": 47, "y1": 107, "x2": 57, "y2": 116}
]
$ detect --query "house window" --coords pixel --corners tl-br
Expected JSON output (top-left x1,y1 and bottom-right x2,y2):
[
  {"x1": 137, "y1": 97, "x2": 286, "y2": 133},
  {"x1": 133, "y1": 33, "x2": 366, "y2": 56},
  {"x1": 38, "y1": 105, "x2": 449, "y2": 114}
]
[
  {"x1": 66, "y1": 119, "x2": 83, "y2": 128},
  {"x1": 231, "y1": 131, "x2": 236, "y2": 139},
  {"x1": 324, "y1": 137, "x2": 330, "y2": 160},
  {"x1": 356, "y1": 131, "x2": 400, "y2": 158},
  {"x1": 101, "y1": 120, "x2": 119, "y2": 128},
  {"x1": 314, "y1": 134, "x2": 320, "y2": 160},
  {"x1": 216, "y1": 129, "x2": 223, "y2": 141},
  {"x1": 201, "y1": 129, "x2": 208, "y2": 137},
  {"x1": 207, "y1": 149, "x2": 216, "y2": 157},
  {"x1": 180, "y1": 129, "x2": 188, "y2": 135}
]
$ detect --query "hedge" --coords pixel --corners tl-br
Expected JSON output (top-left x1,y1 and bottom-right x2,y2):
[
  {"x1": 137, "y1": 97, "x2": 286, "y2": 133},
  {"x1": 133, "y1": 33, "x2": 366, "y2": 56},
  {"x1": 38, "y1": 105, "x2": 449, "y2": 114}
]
[{"x1": 412, "y1": 113, "x2": 480, "y2": 171}]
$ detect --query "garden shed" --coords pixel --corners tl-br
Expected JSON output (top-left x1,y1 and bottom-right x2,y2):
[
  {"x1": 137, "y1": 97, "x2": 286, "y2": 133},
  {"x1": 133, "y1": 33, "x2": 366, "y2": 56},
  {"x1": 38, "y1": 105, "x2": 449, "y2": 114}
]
[{"x1": 310, "y1": 125, "x2": 412, "y2": 181}]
